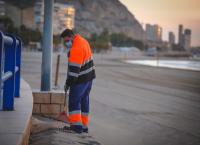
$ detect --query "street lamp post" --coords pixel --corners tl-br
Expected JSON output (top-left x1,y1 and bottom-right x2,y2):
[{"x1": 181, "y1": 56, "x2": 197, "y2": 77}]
[{"x1": 41, "y1": 0, "x2": 54, "y2": 91}]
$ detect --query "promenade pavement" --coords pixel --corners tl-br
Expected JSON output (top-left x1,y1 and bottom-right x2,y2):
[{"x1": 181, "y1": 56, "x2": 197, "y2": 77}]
[{"x1": 22, "y1": 51, "x2": 200, "y2": 145}]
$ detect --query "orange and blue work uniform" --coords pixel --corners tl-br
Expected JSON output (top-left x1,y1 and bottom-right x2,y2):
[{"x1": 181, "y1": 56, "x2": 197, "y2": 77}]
[{"x1": 66, "y1": 34, "x2": 96, "y2": 132}]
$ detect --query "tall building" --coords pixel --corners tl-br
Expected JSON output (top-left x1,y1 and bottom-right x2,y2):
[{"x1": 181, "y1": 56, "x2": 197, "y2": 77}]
[
  {"x1": 146, "y1": 24, "x2": 162, "y2": 42},
  {"x1": 34, "y1": 1, "x2": 75, "y2": 34},
  {"x1": 183, "y1": 29, "x2": 191, "y2": 50},
  {"x1": 54, "y1": 3, "x2": 75, "y2": 34},
  {"x1": 34, "y1": 0, "x2": 44, "y2": 31},
  {"x1": 168, "y1": 32, "x2": 175, "y2": 45},
  {"x1": 0, "y1": 0, "x2": 5, "y2": 17},
  {"x1": 178, "y1": 24, "x2": 184, "y2": 46},
  {"x1": 177, "y1": 24, "x2": 192, "y2": 50}
]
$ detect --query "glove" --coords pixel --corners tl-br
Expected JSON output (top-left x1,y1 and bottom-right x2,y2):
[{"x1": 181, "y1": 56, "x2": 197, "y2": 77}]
[
  {"x1": 64, "y1": 80, "x2": 69, "y2": 92},
  {"x1": 64, "y1": 83, "x2": 69, "y2": 92}
]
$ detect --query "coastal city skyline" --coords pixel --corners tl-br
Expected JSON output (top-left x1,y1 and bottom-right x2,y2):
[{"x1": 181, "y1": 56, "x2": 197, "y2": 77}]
[{"x1": 120, "y1": 0, "x2": 200, "y2": 46}]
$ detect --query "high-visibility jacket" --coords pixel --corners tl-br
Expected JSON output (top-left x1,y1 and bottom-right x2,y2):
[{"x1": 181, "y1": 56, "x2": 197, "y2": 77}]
[{"x1": 66, "y1": 34, "x2": 96, "y2": 86}]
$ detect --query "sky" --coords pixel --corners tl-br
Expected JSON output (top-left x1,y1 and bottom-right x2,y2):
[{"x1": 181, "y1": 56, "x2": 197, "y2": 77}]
[{"x1": 120, "y1": 0, "x2": 200, "y2": 46}]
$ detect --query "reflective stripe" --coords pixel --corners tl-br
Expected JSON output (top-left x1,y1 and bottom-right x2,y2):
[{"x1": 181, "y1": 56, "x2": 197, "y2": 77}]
[
  {"x1": 68, "y1": 114, "x2": 81, "y2": 124},
  {"x1": 79, "y1": 66, "x2": 95, "y2": 76},
  {"x1": 69, "y1": 58, "x2": 93, "y2": 68},
  {"x1": 82, "y1": 57, "x2": 93, "y2": 66},
  {"x1": 81, "y1": 112, "x2": 89, "y2": 116},
  {"x1": 69, "y1": 110, "x2": 81, "y2": 115},
  {"x1": 69, "y1": 62, "x2": 81, "y2": 68},
  {"x1": 68, "y1": 72, "x2": 79, "y2": 77},
  {"x1": 81, "y1": 115, "x2": 89, "y2": 126},
  {"x1": 71, "y1": 122, "x2": 82, "y2": 126},
  {"x1": 69, "y1": 66, "x2": 95, "y2": 77}
]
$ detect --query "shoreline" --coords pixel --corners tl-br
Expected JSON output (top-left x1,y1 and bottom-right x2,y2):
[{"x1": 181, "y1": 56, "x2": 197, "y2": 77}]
[{"x1": 124, "y1": 59, "x2": 200, "y2": 72}]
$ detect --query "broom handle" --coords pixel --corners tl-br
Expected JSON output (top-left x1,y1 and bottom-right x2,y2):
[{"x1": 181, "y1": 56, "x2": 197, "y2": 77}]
[
  {"x1": 63, "y1": 89, "x2": 68, "y2": 113},
  {"x1": 64, "y1": 90, "x2": 67, "y2": 107}
]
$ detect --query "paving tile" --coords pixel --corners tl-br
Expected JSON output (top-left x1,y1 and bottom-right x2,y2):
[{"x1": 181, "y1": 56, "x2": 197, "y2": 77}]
[
  {"x1": 0, "y1": 79, "x2": 33, "y2": 145},
  {"x1": 0, "y1": 133, "x2": 22, "y2": 145}
]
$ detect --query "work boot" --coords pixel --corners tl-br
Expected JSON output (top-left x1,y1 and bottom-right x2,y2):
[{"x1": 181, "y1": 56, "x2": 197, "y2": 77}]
[
  {"x1": 70, "y1": 125, "x2": 83, "y2": 133},
  {"x1": 82, "y1": 127, "x2": 88, "y2": 133}
]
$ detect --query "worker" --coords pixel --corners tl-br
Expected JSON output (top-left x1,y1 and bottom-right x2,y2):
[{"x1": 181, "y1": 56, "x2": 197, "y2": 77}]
[{"x1": 61, "y1": 29, "x2": 96, "y2": 133}]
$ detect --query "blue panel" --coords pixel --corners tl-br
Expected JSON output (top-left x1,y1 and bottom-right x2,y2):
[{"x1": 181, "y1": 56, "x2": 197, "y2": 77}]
[
  {"x1": 2, "y1": 71, "x2": 13, "y2": 82},
  {"x1": 0, "y1": 32, "x2": 3, "y2": 110},
  {"x1": 3, "y1": 35, "x2": 16, "y2": 110},
  {"x1": 0, "y1": 31, "x2": 22, "y2": 111},
  {"x1": 15, "y1": 38, "x2": 21, "y2": 98}
]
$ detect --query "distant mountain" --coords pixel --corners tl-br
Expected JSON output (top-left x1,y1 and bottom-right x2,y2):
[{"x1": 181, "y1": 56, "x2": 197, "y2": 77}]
[
  {"x1": 56, "y1": 0, "x2": 145, "y2": 40},
  {"x1": 4, "y1": 0, "x2": 145, "y2": 40}
]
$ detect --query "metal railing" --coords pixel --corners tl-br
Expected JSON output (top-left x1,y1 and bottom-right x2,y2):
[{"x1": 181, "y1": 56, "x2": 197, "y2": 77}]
[{"x1": 0, "y1": 31, "x2": 21, "y2": 111}]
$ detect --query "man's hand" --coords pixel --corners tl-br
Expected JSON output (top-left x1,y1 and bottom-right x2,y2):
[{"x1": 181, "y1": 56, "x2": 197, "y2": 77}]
[
  {"x1": 64, "y1": 83, "x2": 69, "y2": 92},
  {"x1": 64, "y1": 80, "x2": 69, "y2": 92}
]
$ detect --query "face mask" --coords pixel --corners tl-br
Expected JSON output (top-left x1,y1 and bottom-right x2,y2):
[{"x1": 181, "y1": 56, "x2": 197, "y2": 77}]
[{"x1": 64, "y1": 40, "x2": 72, "y2": 49}]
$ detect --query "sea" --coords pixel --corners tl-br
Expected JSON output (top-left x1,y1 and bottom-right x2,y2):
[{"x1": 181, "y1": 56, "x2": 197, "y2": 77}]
[{"x1": 125, "y1": 60, "x2": 200, "y2": 71}]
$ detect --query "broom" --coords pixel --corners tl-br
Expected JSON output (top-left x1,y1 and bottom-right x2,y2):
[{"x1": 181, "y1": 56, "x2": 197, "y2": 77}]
[{"x1": 56, "y1": 89, "x2": 69, "y2": 124}]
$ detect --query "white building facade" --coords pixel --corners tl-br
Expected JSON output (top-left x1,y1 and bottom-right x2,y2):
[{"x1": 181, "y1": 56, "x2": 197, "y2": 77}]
[
  {"x1": 0, "y1": 0, "x2": 5, "y2": 17},
  {"x1": 53, "y1": 3, "x2": 75, "y2": 34},
  {"x1": 34, "y1": 1, "x2": 44, "y2": 31},
  {"x1": 34, "y1": 0, "x2": 75, "y2": 34},
  {"x1": 146, "y1": 24, "x2": 162, "y2": 42}
]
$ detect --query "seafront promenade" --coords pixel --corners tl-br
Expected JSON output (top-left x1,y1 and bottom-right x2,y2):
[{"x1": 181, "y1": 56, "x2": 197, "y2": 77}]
[{"x1": 22, "y1": 51, "x2": 200, "y2": 145}]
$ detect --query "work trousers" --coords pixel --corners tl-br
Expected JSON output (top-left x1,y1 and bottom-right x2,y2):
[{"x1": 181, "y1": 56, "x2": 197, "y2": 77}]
[{"x1": 68, "y1": 80, "x2": 92, "y2": 129}]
